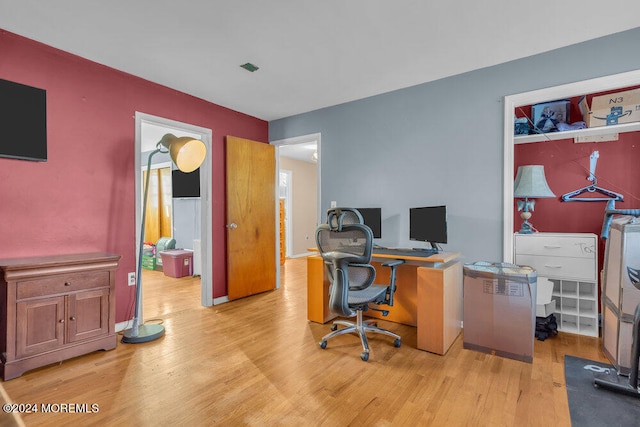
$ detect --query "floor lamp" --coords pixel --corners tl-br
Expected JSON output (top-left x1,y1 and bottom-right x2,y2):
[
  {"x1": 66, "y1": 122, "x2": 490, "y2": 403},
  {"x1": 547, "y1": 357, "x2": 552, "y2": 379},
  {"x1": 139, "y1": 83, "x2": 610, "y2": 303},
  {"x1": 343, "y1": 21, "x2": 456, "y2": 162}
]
[{"x1": 122, "y1": 133, "x2": 206, "y2": 344}]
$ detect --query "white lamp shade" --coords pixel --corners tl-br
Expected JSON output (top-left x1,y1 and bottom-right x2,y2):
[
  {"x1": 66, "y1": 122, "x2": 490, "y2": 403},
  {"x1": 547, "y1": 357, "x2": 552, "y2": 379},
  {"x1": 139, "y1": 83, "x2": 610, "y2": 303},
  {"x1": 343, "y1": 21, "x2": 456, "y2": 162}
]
[
  {"x1": 159, "y1": 134, "x2": 206, "y2": 173},
  {"x1": 514, "y1": 165, "x2": 555, "y2": 198}
]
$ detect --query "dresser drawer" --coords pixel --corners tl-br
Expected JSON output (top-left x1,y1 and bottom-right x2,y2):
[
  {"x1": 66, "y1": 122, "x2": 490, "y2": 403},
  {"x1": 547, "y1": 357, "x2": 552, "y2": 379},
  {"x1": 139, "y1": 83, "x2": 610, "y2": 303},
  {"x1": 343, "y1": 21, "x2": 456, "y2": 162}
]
[
  {"x1": 514, "y1": 234, "x2": 596, "y2": 259},
  {"x1": 16, "y1": 271, "x2": 109, "y2": 299},
  {"x1": 515, "y1": 254, "x2": 596, "y2": 281}
]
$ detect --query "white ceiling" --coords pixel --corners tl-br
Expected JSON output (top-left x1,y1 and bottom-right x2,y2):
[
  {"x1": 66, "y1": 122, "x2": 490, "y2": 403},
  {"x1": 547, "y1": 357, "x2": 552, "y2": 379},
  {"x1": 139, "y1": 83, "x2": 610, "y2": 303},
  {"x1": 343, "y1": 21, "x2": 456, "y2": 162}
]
[
  {"x1": 279, "y1": 141, "x2": 318, "y2": 164},
  {"x1": 1, "y1": 1, "x2": 639, "y2": 121}
]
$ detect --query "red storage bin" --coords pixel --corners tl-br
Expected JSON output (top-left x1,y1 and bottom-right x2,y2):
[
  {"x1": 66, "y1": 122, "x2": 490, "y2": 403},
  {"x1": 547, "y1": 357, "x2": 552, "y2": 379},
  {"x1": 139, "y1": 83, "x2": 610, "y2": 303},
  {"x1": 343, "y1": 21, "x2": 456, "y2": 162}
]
[{"x1": 159, "y1": 250, "x2": 193, "y2": 278}]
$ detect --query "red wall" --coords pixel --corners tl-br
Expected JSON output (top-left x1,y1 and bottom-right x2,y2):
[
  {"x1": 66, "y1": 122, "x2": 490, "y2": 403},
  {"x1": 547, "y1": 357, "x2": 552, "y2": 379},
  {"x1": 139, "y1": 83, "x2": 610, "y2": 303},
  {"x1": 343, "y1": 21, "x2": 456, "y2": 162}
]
[
  {"x1": 514, "y1": 131, "x2": 640, "y2": 275},
  {"x1": 0, "y1": 30, "x2": 268, "y2": 322}
]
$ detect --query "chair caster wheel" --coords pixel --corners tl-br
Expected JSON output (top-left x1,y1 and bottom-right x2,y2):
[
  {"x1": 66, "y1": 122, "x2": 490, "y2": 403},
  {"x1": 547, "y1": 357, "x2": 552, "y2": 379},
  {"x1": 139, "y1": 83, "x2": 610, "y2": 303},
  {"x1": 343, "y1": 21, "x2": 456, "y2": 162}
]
[
  {"x1": 319, "y1": 341, "x2": 327, "y2": 349},
  {"x1": 331, "y1": 324, "x2": 338, "y2": 331},
  {"x1": 360, "y1": 352, "x2": 369, "y2": 361},
  {"x1": 394, "y1": 338, "x2": 401, "y2": 348}
]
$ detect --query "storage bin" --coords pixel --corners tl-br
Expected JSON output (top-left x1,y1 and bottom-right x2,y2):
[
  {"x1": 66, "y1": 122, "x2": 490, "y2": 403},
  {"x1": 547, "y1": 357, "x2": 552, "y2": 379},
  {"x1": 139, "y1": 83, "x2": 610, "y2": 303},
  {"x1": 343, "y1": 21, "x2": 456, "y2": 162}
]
[
  {"x1": 160, "y1": 250, "x2": 193, "y2": 278},
  {"x1": 141, "y1": 254, "x2": 156, "y2": 270},
  {"x1": 463, "y1": 262, "x2": 537, "y2": 363}
]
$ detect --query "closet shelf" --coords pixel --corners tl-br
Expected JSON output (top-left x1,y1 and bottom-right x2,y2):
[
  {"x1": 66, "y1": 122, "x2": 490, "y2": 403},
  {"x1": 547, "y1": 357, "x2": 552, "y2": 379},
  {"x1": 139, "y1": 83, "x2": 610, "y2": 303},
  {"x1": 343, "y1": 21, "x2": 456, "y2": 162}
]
[{"x1": 514, "y1": 121, "x2": 640, "y2": 144}]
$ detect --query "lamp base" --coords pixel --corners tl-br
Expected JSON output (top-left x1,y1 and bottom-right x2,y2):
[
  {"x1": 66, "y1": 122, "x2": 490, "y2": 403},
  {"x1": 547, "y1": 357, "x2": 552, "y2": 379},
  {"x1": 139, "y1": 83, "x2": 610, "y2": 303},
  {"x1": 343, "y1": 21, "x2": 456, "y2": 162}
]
[
  {"x1": 121, "y1": 324, "x2": 165, "y2": 344},
  {"x1": 518, "y1": 221, "x2": 535, "y2": 234},
  {"x1": 518, "y1": 209, "x2": 535, "y2": 234}
]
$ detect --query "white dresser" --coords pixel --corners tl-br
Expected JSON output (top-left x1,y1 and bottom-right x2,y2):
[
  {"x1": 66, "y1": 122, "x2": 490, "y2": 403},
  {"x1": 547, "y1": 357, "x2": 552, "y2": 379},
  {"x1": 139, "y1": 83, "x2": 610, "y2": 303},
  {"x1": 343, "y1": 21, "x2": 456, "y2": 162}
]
[{"x1": 514, "y1": 232, "x2": 598, "y2": 337}]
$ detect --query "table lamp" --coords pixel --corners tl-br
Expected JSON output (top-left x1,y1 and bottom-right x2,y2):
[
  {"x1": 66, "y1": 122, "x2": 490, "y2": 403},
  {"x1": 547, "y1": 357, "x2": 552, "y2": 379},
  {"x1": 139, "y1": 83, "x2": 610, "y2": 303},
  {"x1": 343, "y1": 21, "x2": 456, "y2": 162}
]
[{"x1": 513, "y1": 165, "x2": 556, "y2": 234}]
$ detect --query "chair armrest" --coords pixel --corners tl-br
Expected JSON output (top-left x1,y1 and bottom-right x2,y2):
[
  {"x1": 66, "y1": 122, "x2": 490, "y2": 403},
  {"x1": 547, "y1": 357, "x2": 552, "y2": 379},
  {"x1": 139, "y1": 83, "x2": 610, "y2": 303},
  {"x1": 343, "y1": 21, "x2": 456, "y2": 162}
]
[
  {"x1": 381, "y1": 259, "x2": 405, "y2": 268},
  {"x1": 380, "y1": 259, "x2": 404, "y2": 307}
]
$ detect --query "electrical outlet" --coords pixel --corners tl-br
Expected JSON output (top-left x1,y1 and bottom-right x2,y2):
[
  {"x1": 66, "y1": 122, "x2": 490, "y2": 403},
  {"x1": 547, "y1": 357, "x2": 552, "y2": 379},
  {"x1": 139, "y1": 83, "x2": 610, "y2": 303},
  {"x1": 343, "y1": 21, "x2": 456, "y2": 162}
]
[{"x1": 128, "y1": 272, "x2": 136, "y2": 286}]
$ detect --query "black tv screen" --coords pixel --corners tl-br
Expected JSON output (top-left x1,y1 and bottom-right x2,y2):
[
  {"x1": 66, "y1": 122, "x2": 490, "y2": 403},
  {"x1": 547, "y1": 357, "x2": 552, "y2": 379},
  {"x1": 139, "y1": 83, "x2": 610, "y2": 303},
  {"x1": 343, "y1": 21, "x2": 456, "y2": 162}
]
[
  {"x1": 356, "y1": 207, "x2": 382, "y2": 239},
  {"x1": 172, "y1": 168, "x2": 200, "y2": 198},
  {"x1": 0, "y1": 78, "x2": 47, "y2": 161}
]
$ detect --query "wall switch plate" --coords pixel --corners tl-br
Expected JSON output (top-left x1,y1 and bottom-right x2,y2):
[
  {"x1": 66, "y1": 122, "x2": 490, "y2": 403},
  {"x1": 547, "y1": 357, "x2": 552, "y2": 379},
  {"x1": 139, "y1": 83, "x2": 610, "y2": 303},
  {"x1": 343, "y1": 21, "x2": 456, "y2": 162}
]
[
  {"x1": 128, "y1": 272, "x2": 136, "y2": 286},
  {"x1": 330, "y1": 201, "x2": 337, "y2": 208}
]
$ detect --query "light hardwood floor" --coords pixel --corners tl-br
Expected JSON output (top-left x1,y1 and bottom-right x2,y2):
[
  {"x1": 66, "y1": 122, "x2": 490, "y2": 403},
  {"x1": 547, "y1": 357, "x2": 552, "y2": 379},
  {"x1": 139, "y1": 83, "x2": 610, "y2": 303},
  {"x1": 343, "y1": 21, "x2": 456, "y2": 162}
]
[{"x1": 3, "y1": 258, "x2": 609, "y2": 426}]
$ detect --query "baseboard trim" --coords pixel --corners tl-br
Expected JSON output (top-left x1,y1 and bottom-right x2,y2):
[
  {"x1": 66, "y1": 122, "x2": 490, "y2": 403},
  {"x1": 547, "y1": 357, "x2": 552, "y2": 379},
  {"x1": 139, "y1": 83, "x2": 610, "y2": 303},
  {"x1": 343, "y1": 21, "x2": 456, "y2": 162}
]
[{"x1": 213, "y1": 296, "x2": 229, "y2": 305}]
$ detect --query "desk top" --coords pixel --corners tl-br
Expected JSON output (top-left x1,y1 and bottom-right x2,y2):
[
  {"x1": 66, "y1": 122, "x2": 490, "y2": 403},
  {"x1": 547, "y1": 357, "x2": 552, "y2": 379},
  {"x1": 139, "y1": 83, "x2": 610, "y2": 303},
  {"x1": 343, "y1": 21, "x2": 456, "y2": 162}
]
[
  {"x1": 372, "y1": 250, "x2": 460, "y2": 263},
  {"x1": 308, "y1": 248, "x2": 460, "y2": 263}
]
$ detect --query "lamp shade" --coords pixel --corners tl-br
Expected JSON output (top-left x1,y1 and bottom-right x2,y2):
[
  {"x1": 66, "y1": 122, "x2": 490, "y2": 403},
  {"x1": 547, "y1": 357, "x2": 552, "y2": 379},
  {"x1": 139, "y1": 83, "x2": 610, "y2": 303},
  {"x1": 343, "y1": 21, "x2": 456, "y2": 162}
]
[
  {"x1": 159, "y1": 134, "x2": 206, "y2": 173},
  {"x1": 513, "y1": 165, "x2": 555, "y2": 198}
]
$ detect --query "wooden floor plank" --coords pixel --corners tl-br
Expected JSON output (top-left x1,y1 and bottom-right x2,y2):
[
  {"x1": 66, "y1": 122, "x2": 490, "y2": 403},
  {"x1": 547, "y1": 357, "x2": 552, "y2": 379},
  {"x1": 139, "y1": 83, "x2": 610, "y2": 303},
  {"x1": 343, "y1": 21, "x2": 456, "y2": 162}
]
[{"x1": 2, "y1": 258, "x2": 609, "y2": 426}]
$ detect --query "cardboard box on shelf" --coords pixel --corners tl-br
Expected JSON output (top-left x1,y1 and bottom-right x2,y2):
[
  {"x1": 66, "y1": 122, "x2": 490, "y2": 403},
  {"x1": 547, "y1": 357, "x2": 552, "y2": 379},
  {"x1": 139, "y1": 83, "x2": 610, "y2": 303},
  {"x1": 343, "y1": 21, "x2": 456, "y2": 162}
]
[{"x1": 579, "y1": 88, "x2": 640, "y2": 127}]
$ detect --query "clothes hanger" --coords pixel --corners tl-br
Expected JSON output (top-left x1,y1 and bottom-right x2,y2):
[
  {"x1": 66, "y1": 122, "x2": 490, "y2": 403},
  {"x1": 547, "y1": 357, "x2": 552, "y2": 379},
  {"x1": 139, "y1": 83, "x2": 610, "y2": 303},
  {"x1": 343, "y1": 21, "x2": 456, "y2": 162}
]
[{"x1": 561, "y1": 151, "x2": 624, "y2": 202}]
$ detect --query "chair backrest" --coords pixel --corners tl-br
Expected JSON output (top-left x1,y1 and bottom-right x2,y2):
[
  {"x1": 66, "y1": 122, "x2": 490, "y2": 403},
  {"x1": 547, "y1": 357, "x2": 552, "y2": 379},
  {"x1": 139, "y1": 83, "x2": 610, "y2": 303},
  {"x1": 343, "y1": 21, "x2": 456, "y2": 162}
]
[
  {"x1": 317, "y1": 208, "x2": 372, "y2": 262},
  {"x1": 316, "y1": 208, "x2": 375, "y2": 316}
]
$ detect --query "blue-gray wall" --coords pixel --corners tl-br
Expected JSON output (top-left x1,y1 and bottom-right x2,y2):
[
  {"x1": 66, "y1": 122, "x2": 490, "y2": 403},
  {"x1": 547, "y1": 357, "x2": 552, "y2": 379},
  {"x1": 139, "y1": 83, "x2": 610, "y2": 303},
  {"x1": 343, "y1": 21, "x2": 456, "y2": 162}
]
[{"x1": 269, "y1": 27, "x2": 640, "y2": 263}]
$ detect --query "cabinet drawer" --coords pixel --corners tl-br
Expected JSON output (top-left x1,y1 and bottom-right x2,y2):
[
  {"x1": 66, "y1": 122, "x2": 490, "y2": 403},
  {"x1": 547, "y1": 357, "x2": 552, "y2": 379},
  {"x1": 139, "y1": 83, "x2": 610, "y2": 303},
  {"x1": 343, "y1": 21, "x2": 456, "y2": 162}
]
[
  {"x1": 514, "y1": 235, "x2": 596, "y2": 258},
  {"x1": 16, "y1": 271, "x2": 109, "y2": 299},
  {"x1": 515, "y1": 255, "x2": 596, "y2": 281}
]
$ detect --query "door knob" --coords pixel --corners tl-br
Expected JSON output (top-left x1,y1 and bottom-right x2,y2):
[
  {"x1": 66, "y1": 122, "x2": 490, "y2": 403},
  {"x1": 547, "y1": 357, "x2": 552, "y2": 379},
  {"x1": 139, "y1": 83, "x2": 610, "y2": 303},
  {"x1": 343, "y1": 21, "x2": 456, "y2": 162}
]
[{"x1": 226, "y1": 223, "x2": 238, "y2": 229}]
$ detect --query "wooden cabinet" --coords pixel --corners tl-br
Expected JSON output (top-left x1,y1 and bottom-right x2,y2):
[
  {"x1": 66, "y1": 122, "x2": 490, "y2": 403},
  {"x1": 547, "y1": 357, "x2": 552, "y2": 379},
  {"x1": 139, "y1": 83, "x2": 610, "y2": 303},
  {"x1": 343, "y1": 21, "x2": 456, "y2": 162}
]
[
  {"x1": 514, "y1": 232, "x2": 598, "y2": 337},
  {"x1": 0, "y1": 253, "x2": 120, "y2": 380}
]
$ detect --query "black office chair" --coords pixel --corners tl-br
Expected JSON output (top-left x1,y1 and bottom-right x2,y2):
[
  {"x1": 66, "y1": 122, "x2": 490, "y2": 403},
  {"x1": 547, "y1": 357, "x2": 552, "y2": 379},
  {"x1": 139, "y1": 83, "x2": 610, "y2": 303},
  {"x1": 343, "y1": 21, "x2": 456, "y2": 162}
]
[{"x1": 316, "y1": 208, "x2": 404, "y2": 361}]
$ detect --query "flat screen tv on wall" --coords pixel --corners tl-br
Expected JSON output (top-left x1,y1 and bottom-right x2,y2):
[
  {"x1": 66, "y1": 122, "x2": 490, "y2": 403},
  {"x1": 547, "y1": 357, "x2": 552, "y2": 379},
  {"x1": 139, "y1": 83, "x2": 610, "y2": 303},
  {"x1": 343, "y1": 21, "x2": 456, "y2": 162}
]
[
  {"x1": 0, "y1": 78, "x2": 47, "y2": 161},
  {"x1": 172, "y1": 168, "x2": 200, "y2": 198}
]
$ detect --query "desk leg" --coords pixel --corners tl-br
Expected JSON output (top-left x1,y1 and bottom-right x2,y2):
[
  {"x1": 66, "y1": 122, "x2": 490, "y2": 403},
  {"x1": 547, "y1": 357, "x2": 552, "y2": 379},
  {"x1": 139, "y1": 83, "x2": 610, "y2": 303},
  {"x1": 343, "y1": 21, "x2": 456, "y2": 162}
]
[
  {"x1": 416, "y1": 261, "x2": 463, "y2": 355},
  {"x1": 307, "y1": 256, "x2": 336, "y2": 324}
]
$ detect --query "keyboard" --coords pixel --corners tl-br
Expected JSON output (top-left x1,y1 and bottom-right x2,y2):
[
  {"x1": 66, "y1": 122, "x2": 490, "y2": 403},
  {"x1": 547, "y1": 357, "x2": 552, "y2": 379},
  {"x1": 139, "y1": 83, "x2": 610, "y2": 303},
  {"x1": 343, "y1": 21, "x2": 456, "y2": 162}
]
[{"x1": 373, "y1": 247, "x2": 438, "y2": 258}]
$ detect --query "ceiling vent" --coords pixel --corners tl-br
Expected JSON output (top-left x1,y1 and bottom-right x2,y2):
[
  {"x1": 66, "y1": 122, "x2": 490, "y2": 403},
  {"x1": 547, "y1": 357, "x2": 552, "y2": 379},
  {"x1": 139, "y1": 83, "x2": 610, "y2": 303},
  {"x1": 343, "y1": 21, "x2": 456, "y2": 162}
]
[{"x1": 240, "y1": 63, "x2": 259, "y2": 72}]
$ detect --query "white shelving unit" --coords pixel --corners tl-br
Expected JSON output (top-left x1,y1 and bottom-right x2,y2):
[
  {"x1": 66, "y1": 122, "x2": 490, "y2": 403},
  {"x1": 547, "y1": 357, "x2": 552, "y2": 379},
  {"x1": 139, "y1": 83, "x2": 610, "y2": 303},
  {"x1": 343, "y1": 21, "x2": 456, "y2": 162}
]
[
  {"x1": 514, "y1": 121, "x2": 640, "y2": 144},
  {"x1": 514, "y1": 232, "x2": 599, "y2": 337}
]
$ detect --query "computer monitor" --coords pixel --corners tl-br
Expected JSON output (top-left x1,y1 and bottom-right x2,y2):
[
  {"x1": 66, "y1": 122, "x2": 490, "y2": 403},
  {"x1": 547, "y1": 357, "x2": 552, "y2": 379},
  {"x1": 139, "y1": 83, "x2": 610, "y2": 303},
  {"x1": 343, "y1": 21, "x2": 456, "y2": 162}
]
[
  {"x1": 356, "y1": 208, "x2": 382, "y2": 239},
  {"x1": 409, "y1": 205, "x2": 447, "y2": 250}
]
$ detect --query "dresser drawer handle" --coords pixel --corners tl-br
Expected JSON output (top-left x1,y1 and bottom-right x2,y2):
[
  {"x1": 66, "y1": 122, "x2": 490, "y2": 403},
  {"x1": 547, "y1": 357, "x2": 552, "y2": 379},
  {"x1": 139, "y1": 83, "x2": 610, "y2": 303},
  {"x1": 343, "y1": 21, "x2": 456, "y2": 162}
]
[
  {"x1": 64, "y1": 282, "x2": 72, "y2": 286},
  {"x1": 544, "y1": 264, "x2": 563, "y2": 269},
  {"x1": 543, "y1": 245, "x2": 562, "y2": 249}
]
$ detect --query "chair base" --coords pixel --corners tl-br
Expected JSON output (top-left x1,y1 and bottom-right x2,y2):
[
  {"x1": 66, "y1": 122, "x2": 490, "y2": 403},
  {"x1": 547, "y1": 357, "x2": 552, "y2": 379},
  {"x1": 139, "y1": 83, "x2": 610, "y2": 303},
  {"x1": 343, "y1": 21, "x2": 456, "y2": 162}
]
[{"x1": 319, "y1": 310, "x2": 401, "y2": 361}]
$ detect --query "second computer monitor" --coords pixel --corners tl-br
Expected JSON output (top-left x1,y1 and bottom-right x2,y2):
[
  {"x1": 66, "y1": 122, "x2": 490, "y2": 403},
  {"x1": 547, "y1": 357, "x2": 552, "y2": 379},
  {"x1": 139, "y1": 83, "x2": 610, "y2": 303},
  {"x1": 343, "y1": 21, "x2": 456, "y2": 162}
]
[
  {"x1": 356, "y1": 208, "x2": 382, "y2": 238},
  {"x1": 409, "y1": 205, "x2": 447, "y2": 248}
]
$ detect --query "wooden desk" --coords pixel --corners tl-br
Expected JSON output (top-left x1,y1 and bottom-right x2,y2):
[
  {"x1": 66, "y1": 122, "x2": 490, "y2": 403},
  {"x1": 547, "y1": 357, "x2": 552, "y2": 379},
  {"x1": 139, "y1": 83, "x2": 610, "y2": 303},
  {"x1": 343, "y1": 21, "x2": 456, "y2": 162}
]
[{"x1": 307, "y1": 250, "x2": 462, "y2": 355}]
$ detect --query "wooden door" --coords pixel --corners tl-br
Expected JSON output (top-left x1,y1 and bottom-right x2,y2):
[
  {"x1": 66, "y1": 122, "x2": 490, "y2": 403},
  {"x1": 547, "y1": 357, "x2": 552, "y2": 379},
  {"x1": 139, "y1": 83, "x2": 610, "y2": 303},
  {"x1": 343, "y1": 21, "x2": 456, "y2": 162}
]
[{"x1": 226, "y1": 136, "x2": 276, "y2": 300}]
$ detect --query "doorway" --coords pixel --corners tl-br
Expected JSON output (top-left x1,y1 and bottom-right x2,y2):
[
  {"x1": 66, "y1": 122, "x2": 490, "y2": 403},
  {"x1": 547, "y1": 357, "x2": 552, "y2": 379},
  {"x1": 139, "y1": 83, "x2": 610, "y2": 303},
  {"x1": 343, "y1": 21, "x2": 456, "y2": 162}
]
[
  {"x1": 135, "y1": 112, "x2": 214, "y2": 306},
  {"x1": 272, "y1": 133, "x2": 322, "y2": 261}
]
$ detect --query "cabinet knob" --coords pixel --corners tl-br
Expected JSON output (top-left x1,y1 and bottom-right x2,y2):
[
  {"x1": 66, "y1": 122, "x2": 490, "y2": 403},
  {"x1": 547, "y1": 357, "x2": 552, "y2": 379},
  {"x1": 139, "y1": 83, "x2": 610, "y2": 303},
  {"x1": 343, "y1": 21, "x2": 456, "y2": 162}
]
[
  {"x1": 64, "y1": 282, "x2": 71, "y2": 286},
  {"x1": 70, "y1": 316, "x2": 76, "y2": 321},
  {"x1": 59, "y1": 319, "x2": 65, "y2": 323}
]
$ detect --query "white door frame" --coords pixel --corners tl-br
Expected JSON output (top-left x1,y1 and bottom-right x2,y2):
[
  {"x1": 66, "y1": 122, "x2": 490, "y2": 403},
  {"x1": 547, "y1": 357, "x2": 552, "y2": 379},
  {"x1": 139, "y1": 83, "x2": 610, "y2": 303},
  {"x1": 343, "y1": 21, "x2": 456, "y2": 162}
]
[
  {"x1": 135, "y1": 112, "x2": 214, "y2": 306},
  {"x1": 271, "y1": 132, "x2": 322, "y2": 284},
  {"x1": 279, "y1": 168, "x2": 294, "y2": 257}
]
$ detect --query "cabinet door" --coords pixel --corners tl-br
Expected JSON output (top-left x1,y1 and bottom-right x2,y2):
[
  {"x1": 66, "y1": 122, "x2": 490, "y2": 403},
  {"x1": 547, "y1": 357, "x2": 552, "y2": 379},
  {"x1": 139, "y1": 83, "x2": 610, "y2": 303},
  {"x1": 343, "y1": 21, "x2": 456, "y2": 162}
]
[
  {"x1": 67, "y1": 289, "x2": 109, "y2": 343},
  {"x1": 16, "y1": 296, "x2": 65, "y2": 358}
]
